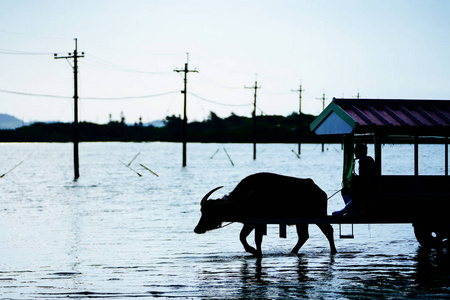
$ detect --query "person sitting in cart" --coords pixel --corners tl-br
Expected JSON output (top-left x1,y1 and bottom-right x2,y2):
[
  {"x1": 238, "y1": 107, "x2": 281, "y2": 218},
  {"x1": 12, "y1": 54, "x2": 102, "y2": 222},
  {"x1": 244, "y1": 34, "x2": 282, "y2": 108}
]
[{"x1": 333, "y1": 143, "x2": 377, "y2": 217}]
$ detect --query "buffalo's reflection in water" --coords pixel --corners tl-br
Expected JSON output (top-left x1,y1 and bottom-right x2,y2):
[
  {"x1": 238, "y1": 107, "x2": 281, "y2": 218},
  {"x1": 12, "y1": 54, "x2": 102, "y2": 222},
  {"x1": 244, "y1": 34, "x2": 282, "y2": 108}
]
[{"x1": 199, "y1": 248, "x2": 450, "y2": 299}]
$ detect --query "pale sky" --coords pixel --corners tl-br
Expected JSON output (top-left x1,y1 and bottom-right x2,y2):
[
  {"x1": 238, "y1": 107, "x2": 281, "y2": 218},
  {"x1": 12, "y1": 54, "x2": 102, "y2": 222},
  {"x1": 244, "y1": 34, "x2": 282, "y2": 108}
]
[{"x1": 1, "y1": 0, "x2": 449, "y2": 124}]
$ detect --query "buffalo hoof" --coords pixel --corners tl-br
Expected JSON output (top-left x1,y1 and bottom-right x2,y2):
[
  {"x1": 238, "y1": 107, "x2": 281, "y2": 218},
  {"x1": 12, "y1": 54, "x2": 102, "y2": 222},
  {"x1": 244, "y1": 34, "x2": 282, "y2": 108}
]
[{"x1": 245, "y1": 246, "x2": 262, "y2": 258}]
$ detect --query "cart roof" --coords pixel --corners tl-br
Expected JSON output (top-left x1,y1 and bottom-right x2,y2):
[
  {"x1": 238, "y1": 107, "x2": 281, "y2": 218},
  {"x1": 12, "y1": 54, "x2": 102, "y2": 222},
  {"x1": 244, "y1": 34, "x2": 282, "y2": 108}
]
[{"x1": 310, "y1": 98, "x2": 450, "y2": 136}]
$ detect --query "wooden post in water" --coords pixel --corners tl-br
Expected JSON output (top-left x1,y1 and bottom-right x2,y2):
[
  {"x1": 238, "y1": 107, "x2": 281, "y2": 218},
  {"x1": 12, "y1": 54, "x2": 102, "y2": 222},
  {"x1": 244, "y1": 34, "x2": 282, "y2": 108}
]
[
  {"x1": 54, "y1": 38, "x2": 84, "y2": 179},
  {"x1": 174, "y1": 53, "x2": 198, "y2": 167},
  {"x1": 245, "y1": 76, "x2": 261, "y2": 160},
  {"x1": 292, "y1": 84, "x2": 304, "y2": 155},
  {"x1": 316, "y1": 92, "x2": 327, "y2": 152}
]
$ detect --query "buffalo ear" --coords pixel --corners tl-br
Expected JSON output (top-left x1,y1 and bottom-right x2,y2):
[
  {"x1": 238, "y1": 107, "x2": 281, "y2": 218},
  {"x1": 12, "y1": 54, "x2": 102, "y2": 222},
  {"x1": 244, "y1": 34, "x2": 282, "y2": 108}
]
[{"x1": 201, "y1": 186, "x2": 223, "y2": 206}]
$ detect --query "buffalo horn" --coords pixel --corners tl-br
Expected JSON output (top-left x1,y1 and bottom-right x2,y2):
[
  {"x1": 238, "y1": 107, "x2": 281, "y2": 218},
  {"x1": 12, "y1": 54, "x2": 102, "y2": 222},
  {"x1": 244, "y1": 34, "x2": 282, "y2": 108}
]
[{"x1": 201, "y1": 186, "x2": 223, "y2": 206}]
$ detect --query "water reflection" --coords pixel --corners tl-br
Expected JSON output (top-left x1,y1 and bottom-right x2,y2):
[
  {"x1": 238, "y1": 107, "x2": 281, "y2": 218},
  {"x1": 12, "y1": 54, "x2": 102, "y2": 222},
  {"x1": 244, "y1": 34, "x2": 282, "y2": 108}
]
[
  {"x1": 195, "y1": 247, "x2": 450, "y2": 299},
  {"x1": 234, "y1": 254, "x2": 338, "y2": 299},
  {"x1": 414, "y1": 247, "x2": 450, "y2": 288},
  {"x1": 240, "y1": 259, "x2": 267, "y2": 297},
  {"x1": 295, "y1": 254, "x2": 315, "y2": 285}
]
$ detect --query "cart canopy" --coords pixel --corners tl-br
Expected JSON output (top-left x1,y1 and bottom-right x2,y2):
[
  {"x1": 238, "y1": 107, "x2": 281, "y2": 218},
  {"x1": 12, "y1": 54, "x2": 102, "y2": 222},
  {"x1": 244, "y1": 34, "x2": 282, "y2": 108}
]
[{"x1": 310, "y1": 98, "x2": 450, "y2": 136}]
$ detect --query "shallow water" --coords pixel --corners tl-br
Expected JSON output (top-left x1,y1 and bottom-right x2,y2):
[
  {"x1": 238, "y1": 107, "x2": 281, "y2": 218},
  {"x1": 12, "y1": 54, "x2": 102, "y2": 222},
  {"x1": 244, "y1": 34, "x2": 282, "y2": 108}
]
[{"x1": 1, "y1": 142, "x2": 449, "y2": 299}]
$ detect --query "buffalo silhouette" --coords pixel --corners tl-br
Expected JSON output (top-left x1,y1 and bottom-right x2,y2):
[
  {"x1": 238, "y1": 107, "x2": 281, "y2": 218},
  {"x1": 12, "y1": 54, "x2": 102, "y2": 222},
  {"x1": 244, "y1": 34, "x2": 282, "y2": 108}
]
[{"x1": 194, "y1": 173, "x2": 337, "y2": 257}]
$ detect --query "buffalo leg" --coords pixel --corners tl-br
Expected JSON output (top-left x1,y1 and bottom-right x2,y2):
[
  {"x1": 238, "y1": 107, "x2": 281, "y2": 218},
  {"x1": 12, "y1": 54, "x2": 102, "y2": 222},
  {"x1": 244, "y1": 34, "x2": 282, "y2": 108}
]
[
  {"x1": 317, "y1": 224, "x2": 337, "y2": 254},
  {"x1": 291, "y1": 224, "x2": 309, "y2": 254},
  {"x1": 240, "y1": 224, "x2": 261, "y2": 257},
  {"x1": 254, "y1": 225, "x2": 265, "y2": 257}
]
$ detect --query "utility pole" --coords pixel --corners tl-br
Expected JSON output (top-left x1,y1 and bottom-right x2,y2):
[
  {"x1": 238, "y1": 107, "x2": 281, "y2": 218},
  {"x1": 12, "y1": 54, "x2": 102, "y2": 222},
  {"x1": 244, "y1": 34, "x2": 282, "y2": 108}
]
[
  {"x1": 292, "y1": 84, "x2": 304, "y2": 155},
  {"x1": 174, "y1": 53, "x2": 198, "y2": 167},
  {"x1": 245, "y1": 75, "x2": 261, "y2": 160},
  {"x1": 54, "y1": 38, "x2": 84, "y2": 180},
  {"x1": 316, "y1": 92, "x2": 327, "y2": 152}
]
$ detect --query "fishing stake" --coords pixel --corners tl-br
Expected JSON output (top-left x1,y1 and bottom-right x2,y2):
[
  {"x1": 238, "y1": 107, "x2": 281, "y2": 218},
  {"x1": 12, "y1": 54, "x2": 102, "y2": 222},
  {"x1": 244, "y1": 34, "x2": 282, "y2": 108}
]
[
  {"x1": 119, "y1": 160, "x2": 142, "y2": 177},
  {"x1": 140, "y1": 164, "x2": 159, "y2": 177},
  {"x1": 223, "y1": 147, "x2": 234, "y2": 166}
]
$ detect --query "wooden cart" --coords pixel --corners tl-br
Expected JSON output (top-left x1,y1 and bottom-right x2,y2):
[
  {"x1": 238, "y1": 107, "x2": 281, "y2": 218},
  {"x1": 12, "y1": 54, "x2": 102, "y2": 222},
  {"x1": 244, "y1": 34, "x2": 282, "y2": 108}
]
[{"x1": 248, "y1": 99, "x2": 450, "y2": 247}]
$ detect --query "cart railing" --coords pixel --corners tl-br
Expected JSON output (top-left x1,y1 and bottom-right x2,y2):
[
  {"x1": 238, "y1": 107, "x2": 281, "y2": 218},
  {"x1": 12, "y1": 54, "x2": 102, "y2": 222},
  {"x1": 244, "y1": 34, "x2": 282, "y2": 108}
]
[{"x1": 374, "y1": 175, "x2": 450, "y2": 219}]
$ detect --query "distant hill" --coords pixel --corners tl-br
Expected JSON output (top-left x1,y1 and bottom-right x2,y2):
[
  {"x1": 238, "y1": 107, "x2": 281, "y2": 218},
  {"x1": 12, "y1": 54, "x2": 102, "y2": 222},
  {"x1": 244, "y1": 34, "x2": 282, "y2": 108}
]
[
  {"x1": 147, "y1": 120, "x2": 166, "y2": 128},
  {"x1": 0, "y1": 114, "x2": 23, "y2": 129}
]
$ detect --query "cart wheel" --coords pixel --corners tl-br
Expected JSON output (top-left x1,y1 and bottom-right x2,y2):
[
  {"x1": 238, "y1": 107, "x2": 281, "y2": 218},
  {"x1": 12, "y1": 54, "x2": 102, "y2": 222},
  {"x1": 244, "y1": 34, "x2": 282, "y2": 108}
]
[{"x1": 414, "y1": 223, "x2": 450, "y2": 248}]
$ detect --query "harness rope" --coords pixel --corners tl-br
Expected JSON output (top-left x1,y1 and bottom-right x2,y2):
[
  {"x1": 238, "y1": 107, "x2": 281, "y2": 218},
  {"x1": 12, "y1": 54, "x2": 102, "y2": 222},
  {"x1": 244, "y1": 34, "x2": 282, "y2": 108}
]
[
  {"x1": 327, "y1": 188, "x2": 343, "y2": 200},
  {"x1": 218, "y1": 222, "x2": 234, "y2": 229}
]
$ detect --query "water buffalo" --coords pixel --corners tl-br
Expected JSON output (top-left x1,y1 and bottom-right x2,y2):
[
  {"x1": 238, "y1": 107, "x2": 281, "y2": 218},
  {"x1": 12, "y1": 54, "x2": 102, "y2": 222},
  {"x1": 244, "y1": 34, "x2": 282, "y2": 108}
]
[{"x1": 194, "y1": 172, "x2": 337, "y2": 257}]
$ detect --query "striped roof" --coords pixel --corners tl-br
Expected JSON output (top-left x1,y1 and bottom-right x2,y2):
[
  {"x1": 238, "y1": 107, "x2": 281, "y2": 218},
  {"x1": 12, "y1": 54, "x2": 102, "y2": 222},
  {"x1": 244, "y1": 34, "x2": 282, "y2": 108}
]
[{"x1": 310, "y1": 98, "x2": 450, "y2": 136}]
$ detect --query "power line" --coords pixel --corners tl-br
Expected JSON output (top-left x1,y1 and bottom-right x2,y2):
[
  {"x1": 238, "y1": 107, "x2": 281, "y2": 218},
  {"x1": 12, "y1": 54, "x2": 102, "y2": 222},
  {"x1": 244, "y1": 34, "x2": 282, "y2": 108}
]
[
  {"x1": 0, "y1": 88, "x2": 179, "y2": 100},
  {"x1": 82, "y1": 90, "x2": 179, "y2": 100},
  {"x1": 188, "y1": 92, "x2": 252, "y2": 107},
  {"x1": 84, "y1": 54, "x2": 172, "y2": 75},
  {"x1": 0, "y1": 88, "x2": 72, "y2": 99},
  {"x1": 193, "y1": 73, "x2": 242, "y2": 90},
  {"x1": 0, "y1": 48, "x2": 54, "y2": 55}
]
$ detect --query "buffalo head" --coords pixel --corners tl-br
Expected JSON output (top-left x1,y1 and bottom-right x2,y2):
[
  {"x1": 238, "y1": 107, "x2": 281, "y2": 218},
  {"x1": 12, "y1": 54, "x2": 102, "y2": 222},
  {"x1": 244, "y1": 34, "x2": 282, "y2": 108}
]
[{"x1": 194, "y1": 186, "x2": 224, "y2": 234}]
